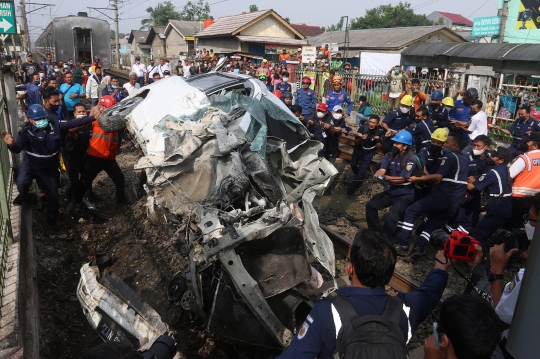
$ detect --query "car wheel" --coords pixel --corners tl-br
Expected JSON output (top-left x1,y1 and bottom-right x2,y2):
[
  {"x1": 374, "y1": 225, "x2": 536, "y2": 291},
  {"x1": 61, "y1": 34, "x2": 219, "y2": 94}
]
[{"x1": 98, "y1": 96, "x2": 144, "y2": 132}]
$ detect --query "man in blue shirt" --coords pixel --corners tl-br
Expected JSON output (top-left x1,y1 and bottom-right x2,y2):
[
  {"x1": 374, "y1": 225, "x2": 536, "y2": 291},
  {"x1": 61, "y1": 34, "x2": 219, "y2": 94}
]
[
  {"x1": 295, "y1": 77, "x2": 317, "y2": 122},
  {"x1": 59, "y1": 71, "x2": 86, "y2": 119},
  {"x1": 275, "y1": 71, "x2": 292, "y2": 97},
  {"x1": 449, "y1": 88, "x2": 478, "y2": 148},
  {"x1": 406, "y1": 106, "x2": 435, "y2": 153},
  {"x1": 15, "y1": 73, "x2": 42, "y2": 106},
  {"x1": 381, "y1": 95, "x2": 415, "y2": 153},
  {"x1": 325, "y1": 77, "x2": 353, "y2": 119},
  {"x1": 277, "y1": 230, "x2": 449, "y2": 359}
]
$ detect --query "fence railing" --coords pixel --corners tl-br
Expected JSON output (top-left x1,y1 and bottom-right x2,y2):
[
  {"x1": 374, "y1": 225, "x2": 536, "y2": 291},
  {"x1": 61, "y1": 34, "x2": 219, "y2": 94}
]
[{"x1": 0, "y1": 97, "x2": 13, "y2": 310}]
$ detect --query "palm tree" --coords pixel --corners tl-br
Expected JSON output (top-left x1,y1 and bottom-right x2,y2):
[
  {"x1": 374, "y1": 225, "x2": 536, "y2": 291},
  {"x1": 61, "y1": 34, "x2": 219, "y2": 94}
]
[{"x1": 140, "y1": 6, "x2": 155, "y2": 30}]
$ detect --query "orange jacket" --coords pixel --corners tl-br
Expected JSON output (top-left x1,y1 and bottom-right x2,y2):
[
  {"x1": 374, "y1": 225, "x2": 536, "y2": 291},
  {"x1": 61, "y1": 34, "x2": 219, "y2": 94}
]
[
  {"x1": 399, "y1": 89, "x2": 426, "y2": 112},
  {"x1": 512, "y1": 151, "x2": 540, "y2": 197},
  {"x1": 87, "y1": 120, "x2": 119, "y2": 160}
]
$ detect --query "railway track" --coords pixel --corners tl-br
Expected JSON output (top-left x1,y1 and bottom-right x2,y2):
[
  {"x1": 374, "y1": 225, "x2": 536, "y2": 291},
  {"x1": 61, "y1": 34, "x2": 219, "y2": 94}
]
[
  {"x1": 320, "y1": 224, "x2": 422, "y2": 294},
  {"x1": 104, "y1": 68, "x2": 130, "y2": 84}
]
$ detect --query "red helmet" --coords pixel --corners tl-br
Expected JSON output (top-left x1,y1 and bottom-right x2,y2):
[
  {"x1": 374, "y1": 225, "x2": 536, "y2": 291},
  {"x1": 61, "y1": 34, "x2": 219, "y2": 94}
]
[
  {"x1": 301, "y1": 77, "x2": 311, "y2": 85},
  {"x1": 316, "y1": 103, "x2": 328, "y2": 112},
  {"x1": 273, "y1": 90, "x2": 283, "y2": 99},
  {"x1": 99, "y1": 95, "x2": 117, "y2": 108}
]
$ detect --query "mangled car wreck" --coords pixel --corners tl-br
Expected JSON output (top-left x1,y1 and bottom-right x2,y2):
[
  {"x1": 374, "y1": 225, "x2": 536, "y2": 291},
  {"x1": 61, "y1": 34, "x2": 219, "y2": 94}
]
[{"x1": 77, "y1": 70, "x2": 339, "y2": 352}]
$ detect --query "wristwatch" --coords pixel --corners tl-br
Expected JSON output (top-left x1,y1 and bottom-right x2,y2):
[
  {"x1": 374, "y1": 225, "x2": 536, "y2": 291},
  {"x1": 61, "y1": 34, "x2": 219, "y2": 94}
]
[{"x1": 488, "y1": 273, "x2": 504, "y2": 282}]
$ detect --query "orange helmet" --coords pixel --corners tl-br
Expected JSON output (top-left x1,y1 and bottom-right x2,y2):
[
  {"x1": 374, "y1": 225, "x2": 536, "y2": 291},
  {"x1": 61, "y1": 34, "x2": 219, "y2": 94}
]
[
  {"x1": 99, "y1": 95, "x2": 117, "y2": 108},
  {"x1": 316, "y1": 103, "x2": 328, "y2": 112}
]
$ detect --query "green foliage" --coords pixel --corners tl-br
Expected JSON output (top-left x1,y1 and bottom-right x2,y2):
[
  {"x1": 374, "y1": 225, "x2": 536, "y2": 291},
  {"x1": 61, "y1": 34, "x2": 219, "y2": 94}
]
[
  {"x1": 350, "y1": 2, "x2": 434, "y2": 29},
  {"x1": 284, "y1": 17, "x2": 290, "y2": 23},
  {"x1": 179, "y1": 0, "x2": 211, "y2": 21},
  {"x1": 140, "y1": 1, "x2": 181, "y2": 29},
  {"x1": 249, "y1": 4, "x2": 258, "y2": 12},
  {"x1": 110, "y1": 29, "x2": 116, "y2": 39},
  {"x1": 324, "y1": 18, "x2": 344, "y2": 32}
]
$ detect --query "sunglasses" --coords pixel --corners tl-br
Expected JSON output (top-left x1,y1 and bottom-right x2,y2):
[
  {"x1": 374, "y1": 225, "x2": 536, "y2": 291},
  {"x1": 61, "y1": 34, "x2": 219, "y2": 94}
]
[{"x1": 523, "y1": 213, "x2": 537, "y2": 224}]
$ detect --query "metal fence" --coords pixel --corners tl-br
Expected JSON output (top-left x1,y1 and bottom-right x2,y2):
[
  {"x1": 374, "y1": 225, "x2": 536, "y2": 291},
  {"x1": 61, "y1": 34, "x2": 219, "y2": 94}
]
[
  {"x1": 294, "y1": 68, "x2": 451, "y2": 115},
  {"x1": 0, "y1": 97, "x2": 13, "y2": 310},
  {"x1": 111, "y1": 53, "x2": 191, "y2": 73}
]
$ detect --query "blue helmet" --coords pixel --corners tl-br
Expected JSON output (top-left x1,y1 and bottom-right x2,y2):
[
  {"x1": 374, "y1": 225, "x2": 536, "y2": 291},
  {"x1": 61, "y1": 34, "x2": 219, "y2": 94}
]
[
  {"x1": 431, "y1": 90, "x2": 444, "y2": 101},
  {"x1": 28, "y1": 104, "x2": 48, "y2": 120},
  {"x1": 391, "y1": 131, "x2": 413, "y2": 146}
]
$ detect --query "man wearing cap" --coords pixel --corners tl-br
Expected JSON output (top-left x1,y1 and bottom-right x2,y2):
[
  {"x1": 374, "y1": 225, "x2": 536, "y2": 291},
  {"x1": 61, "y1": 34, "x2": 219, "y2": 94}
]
[
  {"x1": 381, "y1": 95, "x2": 415, "y2": 153},
  {"x1": 387, "y1": 66, "x2": 408, "y2": 111},
  {"x1": 509, "y1": 131, "x2": 540, "y2": 228},
  {"x1": 365, "y1": 130, "x2": 417, "y2": 241},
  {"x1": 426, "y1": 90, "x2": 449, "y2": 127},
  {"x1": 326, "y1": 105, "x2": 352, "y2": 164},
  {"x1": 295, "y1": 77, "x2": 317, "y2": 122},
  {"x1": 311, "y1": 103, "x2": 332, "y2": 157},
  {"x1": 131, "y1": 56, "x2": 147, "y2": 87},
  {"x1": 21, "y1": 53, "x2": 41, "y2": 83},
  {"x1": 468, "y1": 146, "x2": 512, "y2": 257},
  {"x1": 406, "y1": 106, "x2": 435, "y2": 153},
  {"x1": 325, "y1": 77, "x2": 353, "y2": 120}
]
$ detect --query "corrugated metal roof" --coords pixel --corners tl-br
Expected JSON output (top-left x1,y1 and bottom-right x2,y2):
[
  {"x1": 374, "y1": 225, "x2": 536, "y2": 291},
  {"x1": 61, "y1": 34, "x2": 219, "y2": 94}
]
[
  {"x1": 436, "y1": 11, "x2": 473, "y2": 27},
  {"x1": 128, "y1": 30, "x2": 150, "y2": 44},
  {"x1": 291, "y1": 24, "x2": 323, "y2": 37},
  {"x1": 195, "y1": 9, "x2": 271, "y2": 37},
  {"x1": 310, "y1": 26, "x2": 463, "y2": 50},
  {"x1": 167, "y1": 20, "x2": 201, "y2": 37},
  {"x1": 401, "y1": 42, "x2": 540, "y2": 61},
  {"x1": 236, "y1": 35, "x2": 307, "y2": 46}
]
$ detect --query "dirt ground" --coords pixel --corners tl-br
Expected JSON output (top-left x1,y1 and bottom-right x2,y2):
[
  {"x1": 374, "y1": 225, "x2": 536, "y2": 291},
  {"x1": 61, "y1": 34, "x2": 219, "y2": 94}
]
[{"x1": 34, "y1": 145, "x2": 517, "y2": 357}]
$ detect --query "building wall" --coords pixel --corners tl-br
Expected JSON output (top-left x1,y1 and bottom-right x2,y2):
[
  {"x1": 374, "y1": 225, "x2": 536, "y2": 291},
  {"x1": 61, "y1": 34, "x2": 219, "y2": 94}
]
[
  {"x1": 426, "y1": 12, "x2": 452, "y2": 27},
  {"x1": 196, "y1": 37, "x2": 241, "y2": 53},
  {"x1": 151, "y1": 35, "x2": 166, "y2": 57},
  {"x1": 503, "y1": 0, "x2": 540, "y2": 44},
  {"x1": 239, "y1": 16, "x2": 296, "y2": 39},
  {"x1": 166, "y1": 30, "x2": 188, "y2": 56}
]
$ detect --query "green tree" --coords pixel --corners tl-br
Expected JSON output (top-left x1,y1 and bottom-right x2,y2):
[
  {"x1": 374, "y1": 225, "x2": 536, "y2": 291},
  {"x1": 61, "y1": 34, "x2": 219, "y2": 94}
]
[
  {"x1": 324, "y1": 18, "x2": 344, "y2": 32},
  {"x1": 284, "y1": 17, "x2": 290, "y2": 23},
  {"x1": 249, "y1": 4, "x2": 258, "y2": 12},
  {"x1": 140, "y1": 1, "x2": 181, "y2": 29},
  {"x1": 350, "y1": 2, "x2": 433, "y2": 29},
  {"x1": 110, "y1": 29, "x2": 116, "y2": 39},
  {"x1": 179, "y1": 0, "x2": 211, "y2": 21}
]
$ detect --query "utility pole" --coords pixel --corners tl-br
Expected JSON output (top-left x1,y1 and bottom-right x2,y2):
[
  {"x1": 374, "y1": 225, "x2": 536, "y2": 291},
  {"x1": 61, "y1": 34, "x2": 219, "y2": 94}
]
[
  {"x1": 19, "y1": 0, "x2": 29, "y2": 52},
  {"x1": 114, "y1": 0, "x2": 120, "y2": 69},
  {"x1": 498, "y1": 0, "x2": 509, "y2": 43}
]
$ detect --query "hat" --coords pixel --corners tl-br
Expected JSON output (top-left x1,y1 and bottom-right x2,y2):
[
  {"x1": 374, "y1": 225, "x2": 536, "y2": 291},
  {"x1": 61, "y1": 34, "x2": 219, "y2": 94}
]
[
  {"x1": 297, "y1": 47, "x2": 302, "y2": 51},
  {"x1": 522, "y1": 131, "x2": 540, "y2": 145},
  {"x1": 26, "y1": 53, "x2": 32, "y2": 57},
  {"x1": 489, "y1": 147, "x2": 510, "y2": 162},
  {"x1": 332, "y1": 105, "x2": 343, "y2": 112},
  {"x1": 262, "y1": 59, "x2": 268, "y2": 63},
  {"x1": 316, "y1": 103, "x2": 328, "y2": 112},
  {"x1": 94, "y1": 55, "x2": 100, "y2": 60}
]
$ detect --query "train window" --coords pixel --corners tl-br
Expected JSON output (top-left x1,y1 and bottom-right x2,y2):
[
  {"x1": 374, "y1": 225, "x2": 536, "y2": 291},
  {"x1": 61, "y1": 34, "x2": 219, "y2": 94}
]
[{"x1": 74, "y1": 28, "x2": 92, "y2": 63}]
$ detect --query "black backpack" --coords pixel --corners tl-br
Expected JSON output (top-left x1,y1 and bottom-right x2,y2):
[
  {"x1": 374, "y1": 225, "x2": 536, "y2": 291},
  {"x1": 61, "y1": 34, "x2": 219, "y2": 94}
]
[
  {"x1": 392, "y1": 151, "x2": 424, "y2": 177},
  {"x1": 329, "y1": 295, "x2": 407, "y2": 359}
]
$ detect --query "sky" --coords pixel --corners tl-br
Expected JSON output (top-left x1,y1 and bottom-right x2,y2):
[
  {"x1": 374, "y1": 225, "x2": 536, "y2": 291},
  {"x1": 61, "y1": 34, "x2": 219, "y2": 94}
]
[{"x1": 23, "y1": 0, "x2": 502, "y2": 42}]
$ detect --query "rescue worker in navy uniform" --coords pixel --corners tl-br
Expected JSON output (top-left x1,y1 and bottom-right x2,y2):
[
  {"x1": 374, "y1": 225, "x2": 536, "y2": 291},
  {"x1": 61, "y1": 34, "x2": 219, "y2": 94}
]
[
  {"x1": 449, "y1": 88, "x2": 478, "y2": 148},
  {"x1": 469, "y1": 147, "x2": 512, "y2": 259},
  {"x1": 72, "y1": 95, "x2": 130, "y2": 209},
  {"x1": 325, "y1": 105, "x2": 351, "y2": 164},
  {"x1": 381, "y1": 95, "x2": 415, "y2": 153},
  {"x1": 277, "y1": 230, "x2": 450, "y2": 359},
  {"x1": 406, "y1": 106, "x2": 435, "y2": 153},
  {"x1": 275, "y1": 71, "x2": 292, "y2": 97},
  {"x1": 295, "y1": 77, "x2": 317, "y2": 122},
  {"x1": 493, "y1": 106, "x2": 535, "y2": 159},
  {"x1": 346, "y1": 115, "x2": 385, "y2": 197},
  {"x1": 398, "y1": 134, "x2": 468, "y2": 258},
  {"x1": 425, "y1": 90, "x2": 449, "y2": 128},
  {"x1": 365, "y1": 131, "x2": 417, "y2": 242},
  {"x1": 446, "y1": 135, "x2": 492, "y2": 233},
  {"x1": 1, "y1": 104, "x2": 97, "y2": 230},
  {"x1": 310, "y1": 103, "x2": 332, "y2": 158},
  {"x1": 282, "y1": 91, "x2": 293, "y2": 111},
  {"x1": 325, "y1": 77, "x2": 353, "y2": 120},
  {"x1": 417, "y1": 128, "x2": 448, "y2": 198}
]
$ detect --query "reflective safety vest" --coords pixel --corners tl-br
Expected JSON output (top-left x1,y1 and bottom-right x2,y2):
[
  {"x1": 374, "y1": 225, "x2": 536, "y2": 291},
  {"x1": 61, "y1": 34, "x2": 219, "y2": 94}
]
[
  {"x1": 512, "y1": 151, "x2": 540, "y2": 197},
  {"x1": 87, "y1": 121, "x2": 119, "y2": 160}
]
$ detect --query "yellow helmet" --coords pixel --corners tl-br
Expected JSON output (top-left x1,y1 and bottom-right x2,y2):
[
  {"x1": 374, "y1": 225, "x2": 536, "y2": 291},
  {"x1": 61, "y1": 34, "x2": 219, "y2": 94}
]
[
  {"x1": 442, "y1": 97, "x2": 454, "y2": 107},
  {"x1": 400, "y1": 95, "x2": 413, "y2": 107},
  {"x1": 431, "y1": 128, "x2": 449, "y2": 142}
]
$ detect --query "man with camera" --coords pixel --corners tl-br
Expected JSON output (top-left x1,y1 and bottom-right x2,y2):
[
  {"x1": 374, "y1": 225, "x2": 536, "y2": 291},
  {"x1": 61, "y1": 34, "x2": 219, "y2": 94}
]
[{"x1": 277, "y1": 230, "x2": 450, "y2": 359}]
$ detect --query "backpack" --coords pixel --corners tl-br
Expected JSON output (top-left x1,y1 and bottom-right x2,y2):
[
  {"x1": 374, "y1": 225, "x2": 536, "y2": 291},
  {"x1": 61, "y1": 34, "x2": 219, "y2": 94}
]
[
  {"x1": 330, "y1": 295, "x2": 407, "y2": 359},
  {"x1": 392, "y1": 151, "x2": 424, "y2": 177}
]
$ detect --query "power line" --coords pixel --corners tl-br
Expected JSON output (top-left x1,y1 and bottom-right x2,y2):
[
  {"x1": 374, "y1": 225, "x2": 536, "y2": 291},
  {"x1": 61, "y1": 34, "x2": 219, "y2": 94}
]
[{"x1": 467, "y1": 0, "x2": 491, "y2": 18}]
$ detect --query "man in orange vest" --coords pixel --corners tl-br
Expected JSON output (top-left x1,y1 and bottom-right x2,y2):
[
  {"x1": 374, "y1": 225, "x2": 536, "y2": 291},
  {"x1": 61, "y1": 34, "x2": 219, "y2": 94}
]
[
  {"x1": 510, "y1": 131, "x2": 540, "y2": 228},
  {"x1": 69, "y1": 95, "x2": 130, "y2": 212}
]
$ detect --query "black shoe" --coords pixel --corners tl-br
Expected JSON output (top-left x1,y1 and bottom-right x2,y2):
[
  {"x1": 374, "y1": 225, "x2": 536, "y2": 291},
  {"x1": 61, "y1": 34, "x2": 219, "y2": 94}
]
[
  {"x1": 408, "y1": 247, "x2": 425, "y2": 261},
  {"x1": 47, "y1": 217, "x2": 59, "y2": 231},
  {"x1": 12, "y1": 194, "x2": 24, "y2": 206},
  {"x1": 346, "y1": 189, "x2": 356, "y2": 198},
  {"x1": 395, "y1": 245, "x2": 410, "y2": 257}
]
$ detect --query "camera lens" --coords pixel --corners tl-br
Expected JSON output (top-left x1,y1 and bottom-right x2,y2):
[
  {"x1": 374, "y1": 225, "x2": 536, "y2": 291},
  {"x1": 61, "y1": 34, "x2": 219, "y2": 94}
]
[{"x1": 430, "y1": 229, "x2": 449, "y2": 250}]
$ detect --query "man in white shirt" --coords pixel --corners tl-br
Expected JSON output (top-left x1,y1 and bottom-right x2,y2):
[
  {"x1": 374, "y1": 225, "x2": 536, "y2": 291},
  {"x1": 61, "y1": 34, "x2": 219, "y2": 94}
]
[
  {"x1": 183, "y1": 61, "x2": 192, "y2": 78},
  {"x1": 461, "y1": 99, "x2": 488, "y2": 155},
  {"x1": 131, "y1": 56, "x2": 147, "y2": 87},
  {"x1": 147, "y1": 59, "x2": 158, "y2": 84},
  {"x1": 85, "y1": 67, "x2": 102, "y2": 108},
  {"x1": 157, "y1": 58, "x2": 172, "y2": 79},
  {"x1": 123, "y1": 73, "x2": 141, "y2": 96}
]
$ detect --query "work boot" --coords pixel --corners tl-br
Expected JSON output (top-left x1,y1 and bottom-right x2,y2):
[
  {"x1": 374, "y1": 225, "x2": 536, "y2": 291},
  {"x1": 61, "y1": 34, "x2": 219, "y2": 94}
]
[
  {"x1": 47, "y1": 217, "x2": 59, "y2": 231},
  {"x1": 12, "y1": 194, "x2": 24, "y2": 206},
  {"x1": 408, "y1": 246, "x2": 425, "y2": 261}
]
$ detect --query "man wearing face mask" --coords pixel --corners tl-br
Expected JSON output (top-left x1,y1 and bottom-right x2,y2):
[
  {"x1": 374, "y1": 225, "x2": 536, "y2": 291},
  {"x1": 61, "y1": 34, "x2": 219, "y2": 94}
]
[
  {"x1": 509, "y1": 131, "x2": 540, "y2": 229},
  {"x1": 102, "y1": 77, "x2": 126, "y2": 103},
  {"x1": 366, "y1": 131, "x2": 418, "y2": 242},
  {"x1": 426, "y1": 90, "x2": 449, "y2": 128},
  {"x1": 310, "y1": 103, "x2": 332, "y2": 157},
  {"x1": 295, "y1": 77, "x2": 317, "y2": 122},
  {"x1": 275, "y1": 71, "x2": 292, "y2": 97},
  {"x1": 387, "y1": 65, "x2": 408, "y2": 111},
  {"x1": 466, "y1": 147, "x2": 512, "y2": 257},
  {"x1": 326, "y1": 105, "x2": 351, "y2": 164},
  {"x1": 325, "y1": 77, "x2": 353, "y2": 120},
  {"x1": 346, "y1": 115, "x2": 385, "y2": 198},
  {"x1": 493, "y1": 106, "x2": 535, "y2": 159},
  {"x1": 401, "y1": 134, "x2": 469, "y2": 259},
  {"x1": 406, "y1": 106, "x2": 435, "y2": 153},
  {"x1": 131, "y1": 56, "x2": 147, "y2": 86},
  {"x1": 1, "y1": 103, "x2": 97, "y2": 230},
  {"x1": 15, "y1": 73, "x2": 43, "y2": 106},
  {"x1": 381, "y1": 95, "x2": 415, "y2": 154},
  {"x1": 417, "y1": 128, "x2": 448, "y2": 199}
]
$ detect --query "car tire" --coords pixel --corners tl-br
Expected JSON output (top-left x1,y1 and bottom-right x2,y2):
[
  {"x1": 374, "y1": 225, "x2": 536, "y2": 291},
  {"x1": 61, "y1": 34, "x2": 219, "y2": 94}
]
[{"x1": 98, "y1": 96, "x2": 144, "y2": 132}]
